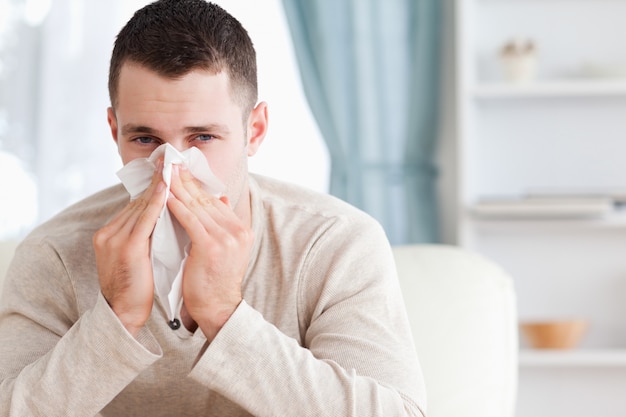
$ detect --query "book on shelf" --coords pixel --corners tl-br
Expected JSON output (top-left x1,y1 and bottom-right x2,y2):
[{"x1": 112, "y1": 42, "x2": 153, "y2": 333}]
[{"x1": 471, "y1": 195, "x2": 616, "y2": 219}]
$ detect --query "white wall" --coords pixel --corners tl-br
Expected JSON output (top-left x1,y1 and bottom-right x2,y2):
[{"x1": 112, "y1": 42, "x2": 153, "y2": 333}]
[
  {"x1": 211, "y1": 0, "x2": 329, "y2": 193},
  {"x1": 0, "y1": 0, "x2": 329, "y2": 239}
]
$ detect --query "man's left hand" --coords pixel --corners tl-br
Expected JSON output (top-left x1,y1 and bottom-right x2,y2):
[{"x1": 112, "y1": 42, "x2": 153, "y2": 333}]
[{"x1": 167, "y1": 164, "x2": 253, "y2": 341}]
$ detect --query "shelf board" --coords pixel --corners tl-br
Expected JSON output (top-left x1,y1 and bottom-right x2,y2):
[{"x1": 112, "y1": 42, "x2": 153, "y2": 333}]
[
  {"x1": 520, "y1": 349, "x2": 626, "y2": 367},
  {"x1": 471, "y1": 80, "x2": 626, "y2": 99},
  {"x1": 466, "y1": 207, "x2": 626, "y2": 227}
]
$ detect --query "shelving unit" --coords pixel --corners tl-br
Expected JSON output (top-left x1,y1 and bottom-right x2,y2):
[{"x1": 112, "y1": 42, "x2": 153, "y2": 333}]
[
  {"x1": 470, "y1": 212, "x2": 626, "y2": 229},
  {"x1": 472, "y1": 80, "x2": 626, "y2": 99},
  {"x1": 455, "y1": 0, "x2": 626, "y2": 416},
  {"x1": 519, "y1": 349, "x2": 626, "y2": 367}
]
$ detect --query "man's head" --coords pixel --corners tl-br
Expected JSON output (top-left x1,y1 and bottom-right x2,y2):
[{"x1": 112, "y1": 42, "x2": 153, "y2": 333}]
[
  {"x1": 106, "y1": 0, "x2": 268, "y2": 222},
  {"x1": 108, "y1": 0, "x2": 258, "y2": 120}
]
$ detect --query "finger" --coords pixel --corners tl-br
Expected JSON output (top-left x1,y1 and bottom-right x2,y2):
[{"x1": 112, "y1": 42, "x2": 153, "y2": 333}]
[
  {"x1": 168, "y1": 165, "x2": 225, "y2": 221},
  {"x1": 102, "y1": 161, "x2": 166, "y2": 237},
  {"x1": 178, "y1": 165, "x2": 230, "y2": 209},
  {"x1": 167, "y1": 190, "x2": 247, "y2": 254},
  {"x1": 140, "y1": 159, "x2": 166, "y2": 205},
  {"x1": 133, "y1": 179, "x2": 167, "y2": 236},
  {"x1": 219, "y1": 196, "x2": 230, "y2": 206},
  {"x1": 169, "y1": 165, "x2": 206, "y2": 204},
  {"x1": 167, "y1": 165, "x2": 246, "y2": 247},
  {"x1": 169, "y1": 166, "x2": 241, "y2": 233},
  {"x1": 166, "y1": 191, "x2": 220, "y2": 243}
]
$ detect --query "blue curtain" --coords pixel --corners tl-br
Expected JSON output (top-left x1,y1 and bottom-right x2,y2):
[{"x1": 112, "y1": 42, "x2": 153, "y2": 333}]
[{"x1": 281, "y1": 0, "x2": 441, "y2": 244}]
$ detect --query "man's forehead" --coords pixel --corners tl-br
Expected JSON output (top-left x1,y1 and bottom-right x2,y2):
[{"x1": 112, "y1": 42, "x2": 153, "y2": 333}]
[{"x1": 118, "y1": 61, "x2": 228, "y2": 83}]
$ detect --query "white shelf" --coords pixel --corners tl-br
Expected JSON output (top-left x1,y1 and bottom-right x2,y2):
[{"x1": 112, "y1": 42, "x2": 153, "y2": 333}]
[
  {"x1": 471, "y1": 80, "x2": 626, "y2": 99},
  {"x1": 466, "y1": 207, "x2": 626, "y2": 228},
  {"x1": 470, "y1": 196, "x2": 614, "y2": 218},
  {"x1": 459, "y1": 0, "x2": 626, "y2": 415},
  {"x1": 468, "y1": 219, "x2": 626, "y2": 232},
  {"x1": 520, "y1": 349, "x2": 626, "y2": 367},
  {"x1": 478, "y1": 0, "x2": 626, "y2": 3}
]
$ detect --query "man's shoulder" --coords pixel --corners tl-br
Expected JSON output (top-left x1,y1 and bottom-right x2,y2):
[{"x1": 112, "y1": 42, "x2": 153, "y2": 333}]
[
  {"x1": 252, "y1": 174, "x2": 358, "y2": 213},
  {"x1": 26, "y1": 184, "x2": 129, "y2": 243},
  {"x1": 250, "y1": 174, "x2": 381, "y2": 232}
]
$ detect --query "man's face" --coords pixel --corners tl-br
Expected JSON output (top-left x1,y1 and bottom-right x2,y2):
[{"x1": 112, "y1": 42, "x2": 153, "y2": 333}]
[{"x1": 108, "y1": 62, "x2": 266, "y2": 218}]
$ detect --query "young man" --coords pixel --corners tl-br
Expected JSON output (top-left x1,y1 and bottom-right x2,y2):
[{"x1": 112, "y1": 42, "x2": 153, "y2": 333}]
[{"x1": 0, "y1": 1, "x2": 426, "y2": 416}]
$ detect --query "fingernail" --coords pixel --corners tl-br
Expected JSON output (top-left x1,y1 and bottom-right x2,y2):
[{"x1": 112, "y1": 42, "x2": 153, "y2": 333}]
[{"x1": 156, "y1": 182, "x2": 165, "y2": 192}]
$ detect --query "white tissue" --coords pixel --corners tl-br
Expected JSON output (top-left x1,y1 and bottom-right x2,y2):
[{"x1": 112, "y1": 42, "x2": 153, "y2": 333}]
[{"x1": 117, "y1": 143, "x2": 225, "y2": 324}]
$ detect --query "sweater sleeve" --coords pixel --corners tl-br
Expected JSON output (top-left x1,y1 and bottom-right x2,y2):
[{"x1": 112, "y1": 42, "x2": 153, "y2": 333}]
[
  {"x1": 0, "y1": 240, "x2": 162, "y2": 417},
  {"x1": 188, "y1": 217, "x2": 426, "y2": 417}
]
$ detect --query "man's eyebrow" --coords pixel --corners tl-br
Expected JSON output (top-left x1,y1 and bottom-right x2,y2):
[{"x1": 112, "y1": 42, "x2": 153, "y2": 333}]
[
  {"x1": 121, "y1": 124, "x2": 157, "y2": 135},
  {"x1": 184, "y1": 124, "x2": 231, "y2": 134},
  {"x1": 120, "y1": 124, "x2": 230, "y2": 135}
]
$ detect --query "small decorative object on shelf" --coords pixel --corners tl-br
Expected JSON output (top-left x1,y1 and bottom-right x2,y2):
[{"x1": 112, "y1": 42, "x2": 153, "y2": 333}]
[
  {"x1": 520, "y1": 319, "x2": 589, "y2": 349},
  {"x1": 499, "y1": 38, "x2": 537, "y2": 83}
]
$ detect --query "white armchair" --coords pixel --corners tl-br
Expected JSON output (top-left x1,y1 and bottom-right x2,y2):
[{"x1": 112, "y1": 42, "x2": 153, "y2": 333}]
[{"x1": 392, "y1": 244, "x2": 518, "y2": 417}]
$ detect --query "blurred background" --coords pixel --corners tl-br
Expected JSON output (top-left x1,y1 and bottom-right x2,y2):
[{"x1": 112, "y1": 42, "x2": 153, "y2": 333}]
[
  {"x1": 0, "y1": 0, "x2": 332, "y2": 239},
  {"x1": 1, "y1": 0, "x2": 451, "y2": 246},
  {"x1": 4, "y1": 1, "x2": 626, "y2": 416}
]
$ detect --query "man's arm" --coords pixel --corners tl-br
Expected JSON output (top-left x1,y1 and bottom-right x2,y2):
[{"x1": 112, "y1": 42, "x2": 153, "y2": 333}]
[
  {"x1": 154, "y1": 163, "x2": 425, "y2": 416},
  {"x1": 166, "y1": 164, "x2": 253, "y2": 341},
  {"x1": 188, "y1": 220, "x2": 426, "y2": 416},
  {"x1": 0, "y1": 166, "x2": 169, "y2": 416},
  {"x1": 93, "y1": 161, "x2": 167, "y2": 337},
  {"x1": 0, "y1": 241, "x2": 162, "y2": 417}
]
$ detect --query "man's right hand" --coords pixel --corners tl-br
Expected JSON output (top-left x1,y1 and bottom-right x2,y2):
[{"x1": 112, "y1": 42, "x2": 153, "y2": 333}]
[{"x1": 93, "y1": 162, "x2": 166, "y2": 337}]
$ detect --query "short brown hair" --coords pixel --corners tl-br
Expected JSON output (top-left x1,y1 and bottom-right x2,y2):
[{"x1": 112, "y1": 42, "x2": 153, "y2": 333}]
[{"x1": 108, "y1": 0, "x2": 257, "y2": 118}]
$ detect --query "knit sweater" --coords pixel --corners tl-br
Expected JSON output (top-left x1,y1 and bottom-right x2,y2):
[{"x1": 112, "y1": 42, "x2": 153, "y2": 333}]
[{"x1": 0, "y1": 174, "x2": 426, "y2": 417}]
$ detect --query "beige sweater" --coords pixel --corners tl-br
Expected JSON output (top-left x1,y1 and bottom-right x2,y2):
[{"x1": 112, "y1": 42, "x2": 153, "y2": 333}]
[{"x1": 0, "y1": 174, "x2": 426, "y2": 417}]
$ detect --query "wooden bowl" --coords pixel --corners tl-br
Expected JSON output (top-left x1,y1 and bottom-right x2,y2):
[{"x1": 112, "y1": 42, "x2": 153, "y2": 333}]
[{"x1": 520, "y1": 319, "x2": 588, "y2": 349}]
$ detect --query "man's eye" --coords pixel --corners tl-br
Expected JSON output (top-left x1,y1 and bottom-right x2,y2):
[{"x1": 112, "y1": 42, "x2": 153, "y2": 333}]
[
  {"x1": 134, "y1": 137, "x2": 156, "y2": 144},
  {"x1": 196, "y1": 134, "x2": 215, "y2": 142}
]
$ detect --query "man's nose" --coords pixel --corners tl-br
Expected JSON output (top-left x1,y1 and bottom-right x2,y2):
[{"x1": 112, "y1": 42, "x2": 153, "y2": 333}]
[{"x1": 163, "y1": 140, "x2": 189, "y2": 152}]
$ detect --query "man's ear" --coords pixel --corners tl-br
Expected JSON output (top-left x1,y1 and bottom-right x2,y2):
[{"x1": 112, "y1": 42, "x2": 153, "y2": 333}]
[
  {"x1": 107, "y1": 107, "x2": 119, "y2": 145},
  {"x1": 246, "y1": 101, "x2": 268, "y2": 157}
]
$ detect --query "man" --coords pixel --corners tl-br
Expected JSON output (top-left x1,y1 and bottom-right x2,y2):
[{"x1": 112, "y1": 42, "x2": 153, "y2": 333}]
[{"x1": 0, "y1": 1, "x2": 426, "y2": 416}]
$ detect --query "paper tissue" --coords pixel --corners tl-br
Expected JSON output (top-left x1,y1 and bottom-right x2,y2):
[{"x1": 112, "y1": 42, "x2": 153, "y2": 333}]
[{"x1": 117, "y1": 143, "x2": 225, "y2": 330}]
